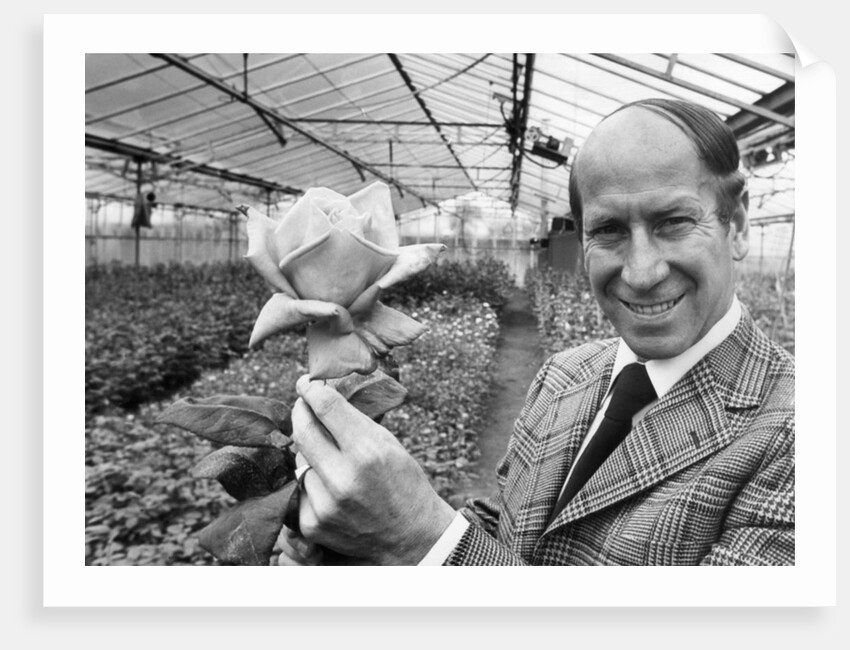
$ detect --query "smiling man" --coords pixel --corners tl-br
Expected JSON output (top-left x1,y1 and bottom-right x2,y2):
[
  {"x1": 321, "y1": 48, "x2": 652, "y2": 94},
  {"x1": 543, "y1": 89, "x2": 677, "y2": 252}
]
[{"x1": 282, "y1": 98, "x2": 795, "y2": 566}]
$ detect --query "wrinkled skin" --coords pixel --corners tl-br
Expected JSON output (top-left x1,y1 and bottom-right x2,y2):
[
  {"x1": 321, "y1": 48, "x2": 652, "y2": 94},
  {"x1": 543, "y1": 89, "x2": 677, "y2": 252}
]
[
  {"x1": 577, "y1": 108, "x2": 749, "y2": 360},
  {"x1": 288, "y1": 376, "x2": 456, "y2": 565}
]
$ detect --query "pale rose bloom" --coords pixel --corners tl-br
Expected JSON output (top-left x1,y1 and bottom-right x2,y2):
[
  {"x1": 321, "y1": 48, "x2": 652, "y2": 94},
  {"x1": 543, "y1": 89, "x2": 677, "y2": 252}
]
[{"x1": 237, "y1": 182, "x2": 445, "y2": 379}]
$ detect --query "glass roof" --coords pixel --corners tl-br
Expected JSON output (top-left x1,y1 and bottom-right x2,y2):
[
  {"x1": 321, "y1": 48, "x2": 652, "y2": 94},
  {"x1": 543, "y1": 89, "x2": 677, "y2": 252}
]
[{"x1": 85, "y1": 52, "x2": 795, "y2": 225}]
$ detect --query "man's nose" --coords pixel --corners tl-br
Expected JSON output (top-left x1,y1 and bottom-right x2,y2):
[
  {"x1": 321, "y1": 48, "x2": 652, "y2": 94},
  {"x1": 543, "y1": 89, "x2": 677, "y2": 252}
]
[{"x1": 621, "y1": 235, "x2": 669, "y2": 291}]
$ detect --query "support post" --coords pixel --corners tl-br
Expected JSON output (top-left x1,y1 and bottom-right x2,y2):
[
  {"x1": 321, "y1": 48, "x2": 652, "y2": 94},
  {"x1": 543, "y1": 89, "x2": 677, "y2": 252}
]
[{"x1": 134, "y1": 158, "x2": 142, "y2": 267}]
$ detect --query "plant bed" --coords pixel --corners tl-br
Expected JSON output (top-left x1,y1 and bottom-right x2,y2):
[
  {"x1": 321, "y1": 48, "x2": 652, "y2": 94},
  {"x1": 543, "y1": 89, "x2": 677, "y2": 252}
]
[
  {"x1": 85, "y1": 262, "x2": 272, "y2": 420},
  {"x1": 85, "y1": 257, "x2": 515, "y2": 422},
  {"x1": 381, "y1": 256, "x2": 515, "y2": 315},
  {"x1": 85, "y1": 295, "x2": 500, "y2": 565}
]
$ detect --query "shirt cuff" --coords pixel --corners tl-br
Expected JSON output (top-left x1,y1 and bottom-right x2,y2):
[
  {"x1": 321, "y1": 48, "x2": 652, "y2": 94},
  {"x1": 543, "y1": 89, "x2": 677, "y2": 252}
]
[{"x1": 417, "y1": 511, "x2": 470, "y2": 565}]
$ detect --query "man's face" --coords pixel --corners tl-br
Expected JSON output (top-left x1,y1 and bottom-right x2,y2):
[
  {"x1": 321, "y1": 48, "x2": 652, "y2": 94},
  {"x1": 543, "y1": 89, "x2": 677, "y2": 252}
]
[{"x1": 577, "y1": 108, "x2": 748, "y2": 360}]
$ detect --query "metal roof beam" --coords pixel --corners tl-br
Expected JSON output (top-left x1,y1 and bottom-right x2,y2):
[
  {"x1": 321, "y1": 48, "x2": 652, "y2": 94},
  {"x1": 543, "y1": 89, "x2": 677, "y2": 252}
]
[
  {"x1": 86, "y1": 53, "x2": 299, "y2": 126},
  {"x1": 652, "y1": 54, "x2": 765, "y2": 96},
  {"x1": 491, "y1": 53, "x2": 624, "y2": 109},
  {"x1": 560, "y1": 54, "x2": 736, "y2": 116},
  {"x1": 115, "y1": 54, "x2": 391, "y2": 142},
  {"x1": 715, "y1": 54, "x2": 795, "y2": 84},
  {"x1": 284, "y1": 117, "x2": 503, "y2": 128},
  {"x1": 510, "y1": 54, "x2": 535, "y2": 212},
  {"x1": 592, "y1": 54, "x2": 794, "y2": 128},
  {"x1": 725, "y1": 81, "x2": 795, "y2": 138},
  {"x1": 85, "y1": 132, "x2": 301, "y2": 195},
  {"x1": 366, "y1": 163, "x2": 507, "y2": 171},
  {"x1": 86, "y1": 190, "x2": 241, "y2": 216},
  {"x1": 387, "y1": 54, "x2": 478, "y2": 192},
  {"x1": 152, "y1": 53, "x2": 445, "y2": 210},
  {"x1": 85, "y1": 53, "x2": 209, "y2": 94}
]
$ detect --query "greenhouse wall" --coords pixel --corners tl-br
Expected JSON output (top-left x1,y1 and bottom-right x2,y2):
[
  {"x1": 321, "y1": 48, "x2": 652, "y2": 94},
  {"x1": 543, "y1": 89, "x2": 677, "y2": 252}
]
[
  {"x1": 86, "y1": 196, "x2": 248, "y2": 267},
  {"x1": 85, "y1": 196, "x2": 793, "y2": 282}
]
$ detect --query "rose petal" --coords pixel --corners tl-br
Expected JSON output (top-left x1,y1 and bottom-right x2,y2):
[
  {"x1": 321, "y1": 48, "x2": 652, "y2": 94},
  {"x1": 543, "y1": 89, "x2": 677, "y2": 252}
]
[
  {"x1": 280, "y1": 228, "x2": 397, "y2": 307},
  {"x1": 352, "y1": 327, "x2": 390, "y2": 356},
  {"x1": 376, "y1": 243, "x2": 447, "y2": 291},
  {"x1": 326, "y1": 305, "x2": 355, "y2": 335},
  {"x1": 306, "y1": 321, "x2": 378, "y2": 379},
  {"x1": 271, "y1": 188, "x2": 335, "y2": 261},
  {"x1": 334, "y1": 212, "x2": 367, "y2": 237},
  {"x1": 356, "y1": 302, "x2": 428, "y2": 348},
  {"x1": 249, "y1": 293, "x2": 340, "y2": 348},
  {"x1": 238, "y1": 205, "x2": 298, "y2": 296},
  {"x1": 347, "y1": 284, "x2": 381, "y2": 316},
  {"x1": 348, "y1": 182, "x2": 399, "y2": 250}
]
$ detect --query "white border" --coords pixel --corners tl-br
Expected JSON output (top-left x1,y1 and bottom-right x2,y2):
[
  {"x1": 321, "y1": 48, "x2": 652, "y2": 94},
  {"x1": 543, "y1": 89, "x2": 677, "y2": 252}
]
[{"x1": 48, "y1": 13, "x2": 835, "y2": 607}]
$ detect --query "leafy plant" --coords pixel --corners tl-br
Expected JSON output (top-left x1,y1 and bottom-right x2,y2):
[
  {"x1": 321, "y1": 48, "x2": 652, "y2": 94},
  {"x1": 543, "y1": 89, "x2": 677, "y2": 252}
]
[
  {"x1": 85, "y1": 294, "x2": 500, "y2": 565},
  {"x1": 382, "y1": 256, "x2": 515, "y2": 313},
  {"x1": 86, "y1": 262, "x2": 272, "y2": 419}
]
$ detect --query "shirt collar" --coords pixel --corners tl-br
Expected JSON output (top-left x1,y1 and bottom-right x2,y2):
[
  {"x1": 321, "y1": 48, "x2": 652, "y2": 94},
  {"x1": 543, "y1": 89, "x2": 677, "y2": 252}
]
[{"x1": 610, "y1": 295, "x2": 742, "y2": 399}]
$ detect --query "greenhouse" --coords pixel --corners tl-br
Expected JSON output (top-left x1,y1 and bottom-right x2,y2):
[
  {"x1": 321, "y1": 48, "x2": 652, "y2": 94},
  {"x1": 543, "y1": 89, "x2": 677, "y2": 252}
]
[{"x1": 85, "y1": 52, "x2": 796, "y2": 567}]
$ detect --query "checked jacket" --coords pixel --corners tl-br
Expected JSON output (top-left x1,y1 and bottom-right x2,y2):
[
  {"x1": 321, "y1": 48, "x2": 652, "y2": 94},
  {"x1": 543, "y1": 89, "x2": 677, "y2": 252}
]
[{"x1": 445, "y1": 305, "x2": 795, "y2": 566}]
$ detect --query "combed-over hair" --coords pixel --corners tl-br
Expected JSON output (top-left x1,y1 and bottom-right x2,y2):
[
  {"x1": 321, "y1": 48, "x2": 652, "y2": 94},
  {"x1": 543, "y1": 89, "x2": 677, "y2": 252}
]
[{"x1": 568, "y1": 98, "x2": 748, "y2": 237}]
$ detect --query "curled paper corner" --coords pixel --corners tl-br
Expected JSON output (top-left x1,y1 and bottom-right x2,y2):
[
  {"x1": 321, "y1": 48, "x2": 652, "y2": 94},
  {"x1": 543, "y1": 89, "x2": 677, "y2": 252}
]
[
  {"x1": 760, "y1": 14, "x2": 826, "y2": 69},
  {"x1": 785, "y1": 30, "x2": 823, "y2": 69}
]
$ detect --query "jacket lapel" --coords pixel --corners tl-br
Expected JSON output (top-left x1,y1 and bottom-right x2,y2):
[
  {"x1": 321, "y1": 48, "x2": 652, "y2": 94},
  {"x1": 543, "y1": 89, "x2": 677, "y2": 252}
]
[
  {"x1": 543, "y1": 306, "x2": 769, "y2": 532},
  {"x1": 511, "y1": 344, "x2": 615, "y2": 552}
]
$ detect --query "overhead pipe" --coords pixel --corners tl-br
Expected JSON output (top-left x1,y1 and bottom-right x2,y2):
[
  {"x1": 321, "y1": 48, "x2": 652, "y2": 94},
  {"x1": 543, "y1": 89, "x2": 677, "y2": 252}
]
[{"x1": 85, "y1": 132, "x2": 301, "y2": 195}]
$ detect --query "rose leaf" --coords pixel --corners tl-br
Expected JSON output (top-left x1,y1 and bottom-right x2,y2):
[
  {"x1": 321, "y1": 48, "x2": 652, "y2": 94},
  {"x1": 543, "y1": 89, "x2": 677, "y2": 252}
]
[
  {"x1": 191, "y1": 445, "x2": 295, "y2": 500},
  {"x1": 198, "y1": 481, "x2": 297, "y2": 565},
  {"x1": 329, "y1": 370, "x2": 408, "y2": 421},
  {"x1": 156, "y1": 394, "x2": 292, "y2": 448}
]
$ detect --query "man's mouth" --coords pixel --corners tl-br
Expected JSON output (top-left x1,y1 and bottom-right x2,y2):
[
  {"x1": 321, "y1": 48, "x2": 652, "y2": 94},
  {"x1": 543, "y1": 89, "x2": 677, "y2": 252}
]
[{"x1": 621, "y1": 295, "x2": 684, "y2": 316}]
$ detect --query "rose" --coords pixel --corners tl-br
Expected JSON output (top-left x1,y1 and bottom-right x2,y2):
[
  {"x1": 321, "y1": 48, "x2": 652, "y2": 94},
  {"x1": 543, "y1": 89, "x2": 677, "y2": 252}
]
[{"x1": 237, "y1": 182, "x2": 445, "y2": 379}]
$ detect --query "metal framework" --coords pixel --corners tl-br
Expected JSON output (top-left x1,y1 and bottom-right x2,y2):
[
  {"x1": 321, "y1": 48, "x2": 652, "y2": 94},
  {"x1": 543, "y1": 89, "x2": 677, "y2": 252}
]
[{"x1": 85, "y1": 52, "x2": 796, "y2": 224}]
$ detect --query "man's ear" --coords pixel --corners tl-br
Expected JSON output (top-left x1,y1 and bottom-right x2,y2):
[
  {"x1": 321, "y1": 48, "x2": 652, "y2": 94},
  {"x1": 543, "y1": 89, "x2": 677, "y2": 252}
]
[{"x1": 730, "y1": 190, "x2": 750, "y2": 261}]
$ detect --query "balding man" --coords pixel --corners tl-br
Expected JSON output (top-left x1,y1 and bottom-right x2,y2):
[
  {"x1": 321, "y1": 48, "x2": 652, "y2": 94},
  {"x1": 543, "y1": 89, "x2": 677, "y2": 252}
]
[{"x1": 282, "y1": 98, "x2": 795, "y2": 566}]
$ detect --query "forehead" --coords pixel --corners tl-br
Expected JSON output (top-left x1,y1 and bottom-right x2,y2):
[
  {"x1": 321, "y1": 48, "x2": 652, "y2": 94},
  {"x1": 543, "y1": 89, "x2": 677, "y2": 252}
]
[{"x1": 576, "y1": 108, "x2": 711, "y2": 211}]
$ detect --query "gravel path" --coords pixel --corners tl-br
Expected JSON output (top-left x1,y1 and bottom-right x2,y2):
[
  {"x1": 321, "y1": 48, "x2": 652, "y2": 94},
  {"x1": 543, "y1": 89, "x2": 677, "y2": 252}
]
[{"x1": 460, "y1": 288, "x2": 545, "y2": 502}]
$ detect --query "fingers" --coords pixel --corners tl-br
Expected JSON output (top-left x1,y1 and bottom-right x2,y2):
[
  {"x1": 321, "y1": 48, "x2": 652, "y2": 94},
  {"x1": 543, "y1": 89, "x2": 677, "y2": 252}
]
[
  {"x1": 290, "y1": 397, "x2": 341, "y2": 480},
  {"x1": 296, "y1": 375, "x2": 376, "y2": 450},
  {"x1": 296, "y1": 466, "x2": 331, "y2": 539},
  {"x1": 277, "y1": 527, "x2": 324, "y2": 566}
]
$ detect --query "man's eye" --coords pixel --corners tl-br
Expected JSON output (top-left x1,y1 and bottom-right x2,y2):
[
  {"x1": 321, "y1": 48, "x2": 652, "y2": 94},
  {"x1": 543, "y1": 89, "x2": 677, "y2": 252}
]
[
  {"x1": 659, "y1": 217, "x2": 693, "y2": 231},
  {"x1": 590, "y1": 224, "x2": 622, "y2": 237}
]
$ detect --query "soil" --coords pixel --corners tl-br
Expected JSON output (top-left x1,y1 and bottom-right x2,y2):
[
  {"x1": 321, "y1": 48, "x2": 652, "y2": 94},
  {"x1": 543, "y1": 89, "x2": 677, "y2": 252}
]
[{"x1": 459, "y1": 288, "x2": 545, "y2": 502}]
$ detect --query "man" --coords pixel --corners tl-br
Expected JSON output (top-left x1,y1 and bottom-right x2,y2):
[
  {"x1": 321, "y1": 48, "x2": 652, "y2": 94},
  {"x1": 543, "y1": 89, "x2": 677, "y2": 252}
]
[{"x1": 281, "y1": 98, "x2": 795, "y2": 566}]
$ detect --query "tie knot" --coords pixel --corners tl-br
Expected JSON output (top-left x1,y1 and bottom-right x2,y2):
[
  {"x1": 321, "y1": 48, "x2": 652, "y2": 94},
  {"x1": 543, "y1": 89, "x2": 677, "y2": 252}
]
[{"x1": 605, "y1": 362, "x2": 657, "y2": 423}]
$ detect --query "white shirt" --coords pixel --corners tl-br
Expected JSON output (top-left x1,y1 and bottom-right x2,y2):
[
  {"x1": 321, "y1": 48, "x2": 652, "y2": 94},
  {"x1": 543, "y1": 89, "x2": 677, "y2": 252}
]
[{"x1": 418, "y1": 296, "x2": 743, "y2": 566}]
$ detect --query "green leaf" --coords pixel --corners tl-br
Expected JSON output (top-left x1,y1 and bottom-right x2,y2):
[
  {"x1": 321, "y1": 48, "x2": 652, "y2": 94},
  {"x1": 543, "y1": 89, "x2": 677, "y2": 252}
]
[
  {"x1": 191, "y1": 445, "x2": 295, "y2": 500},
  {"x1": 156, "y1": 394, "x2": 292, "y2": 448},
  {"x1": 329, "y1": 369, "x2": 408, "y2": 421},
  {"x1": 198, "y1": 481, "x2": 298, "y2": 565}
]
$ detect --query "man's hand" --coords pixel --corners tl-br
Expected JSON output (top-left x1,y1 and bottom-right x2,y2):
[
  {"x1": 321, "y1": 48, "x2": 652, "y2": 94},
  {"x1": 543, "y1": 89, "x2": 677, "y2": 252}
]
[{"x1": 291, "y1": 375, "x2": 457, "y2": 565}]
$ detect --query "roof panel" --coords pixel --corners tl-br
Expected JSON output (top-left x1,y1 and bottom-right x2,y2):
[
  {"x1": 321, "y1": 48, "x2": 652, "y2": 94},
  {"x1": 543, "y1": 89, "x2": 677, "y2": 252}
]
[{"x1": 85, "y1": 52, "x2": 794, "y2": 224}]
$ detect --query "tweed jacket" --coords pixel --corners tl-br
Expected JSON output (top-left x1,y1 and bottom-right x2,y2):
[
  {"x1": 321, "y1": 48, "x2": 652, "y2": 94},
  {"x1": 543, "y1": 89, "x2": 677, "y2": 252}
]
[{"x1": 445, "y1": 306, "x2": 795, "y2": 566}]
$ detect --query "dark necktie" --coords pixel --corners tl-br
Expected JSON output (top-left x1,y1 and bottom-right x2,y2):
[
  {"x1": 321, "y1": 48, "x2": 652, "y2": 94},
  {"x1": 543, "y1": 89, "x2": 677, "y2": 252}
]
[{"x1": 548, "y1": 362, "x2": 657, "y2": 524}]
